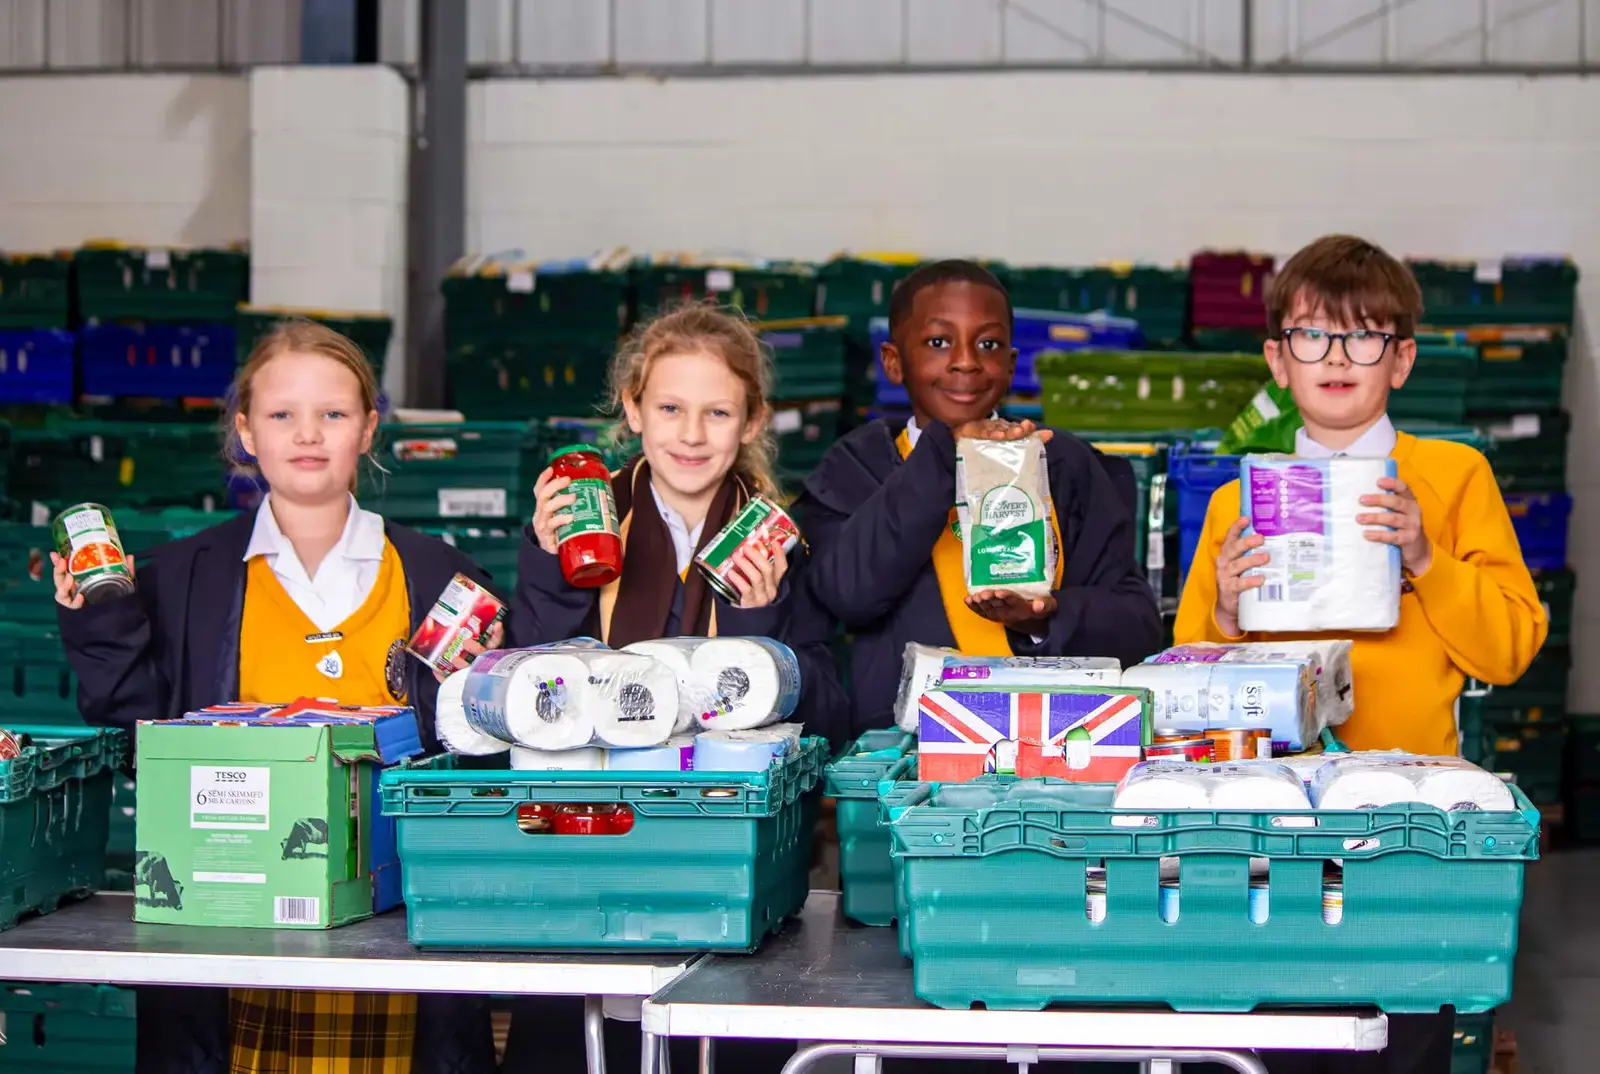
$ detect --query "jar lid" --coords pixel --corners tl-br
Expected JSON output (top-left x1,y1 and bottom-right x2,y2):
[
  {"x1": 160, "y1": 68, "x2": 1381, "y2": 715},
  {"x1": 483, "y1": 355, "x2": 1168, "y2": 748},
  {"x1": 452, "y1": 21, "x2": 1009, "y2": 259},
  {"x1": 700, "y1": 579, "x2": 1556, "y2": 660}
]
[{"x1": 549, "y1": 444, "x2": 602, "y2": 462}]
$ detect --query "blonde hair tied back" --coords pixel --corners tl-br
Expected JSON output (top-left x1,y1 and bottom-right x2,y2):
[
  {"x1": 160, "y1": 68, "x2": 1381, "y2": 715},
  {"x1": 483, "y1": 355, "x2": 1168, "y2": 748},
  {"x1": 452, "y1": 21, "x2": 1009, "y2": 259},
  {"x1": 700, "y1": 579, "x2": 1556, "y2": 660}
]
[
  {"x1": 223, "y1": 318, "x2": 387, "y2": 493},
  {"x1": 608, "y1": 303, "x2": 780, "y2": 497}
]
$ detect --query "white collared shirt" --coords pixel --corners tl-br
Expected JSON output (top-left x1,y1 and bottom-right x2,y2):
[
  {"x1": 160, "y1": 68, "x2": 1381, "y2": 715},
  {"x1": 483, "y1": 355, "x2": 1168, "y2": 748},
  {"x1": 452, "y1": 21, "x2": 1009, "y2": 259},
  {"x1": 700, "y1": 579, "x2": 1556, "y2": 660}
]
[
  {"x1": 650, "y1": 485, "x2": 703, "y2": 576},
  {"x1": 243, "y1": 494, "x2": 387, "y2": 632},
  {"x1": 1295, "y1": 415, "x2": 1398, "y2": 458},
  {"x1": 905, "y1": 412, "x2": 1002, "y2": 450}
]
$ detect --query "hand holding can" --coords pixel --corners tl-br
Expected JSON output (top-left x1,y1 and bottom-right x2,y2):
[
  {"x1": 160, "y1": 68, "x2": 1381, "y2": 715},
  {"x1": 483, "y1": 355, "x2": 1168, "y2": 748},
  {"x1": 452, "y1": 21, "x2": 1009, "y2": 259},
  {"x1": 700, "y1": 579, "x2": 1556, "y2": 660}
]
[{"x1": 52, "y1": 504, "x2": 136, "y2": 607}]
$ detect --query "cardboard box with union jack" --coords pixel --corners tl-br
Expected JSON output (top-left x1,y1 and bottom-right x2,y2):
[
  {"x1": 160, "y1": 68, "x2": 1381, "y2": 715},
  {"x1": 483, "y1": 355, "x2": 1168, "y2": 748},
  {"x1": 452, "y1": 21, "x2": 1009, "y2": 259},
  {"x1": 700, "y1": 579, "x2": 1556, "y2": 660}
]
[{"x1": 918, "y1": 686, "x2": 1152, "y2": 783}]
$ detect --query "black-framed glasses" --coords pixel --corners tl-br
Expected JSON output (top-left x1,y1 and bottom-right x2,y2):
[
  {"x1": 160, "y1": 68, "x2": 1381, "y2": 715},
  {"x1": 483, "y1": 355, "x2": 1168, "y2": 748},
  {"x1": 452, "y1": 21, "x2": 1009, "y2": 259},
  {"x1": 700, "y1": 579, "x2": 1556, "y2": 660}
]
[{"x1": 1282, "y1": 327, "x2": 1396, "y2": 366}]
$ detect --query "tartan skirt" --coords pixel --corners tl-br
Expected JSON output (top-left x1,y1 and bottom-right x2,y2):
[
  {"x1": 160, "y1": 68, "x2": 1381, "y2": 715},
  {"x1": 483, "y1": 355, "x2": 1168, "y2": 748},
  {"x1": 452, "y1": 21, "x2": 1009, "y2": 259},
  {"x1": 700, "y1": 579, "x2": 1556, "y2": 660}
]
[{"x1": 228, "y1": 989, "x2": 417, "y2": 1074}]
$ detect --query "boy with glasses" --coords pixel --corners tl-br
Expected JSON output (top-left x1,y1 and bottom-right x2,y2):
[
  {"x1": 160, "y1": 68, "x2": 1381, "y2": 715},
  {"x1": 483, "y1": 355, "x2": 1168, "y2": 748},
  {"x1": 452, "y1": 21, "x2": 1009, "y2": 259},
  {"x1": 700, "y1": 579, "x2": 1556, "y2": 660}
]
[{"x1": 1174, "y1": 234, "x2": 1546, "y2": 1073}]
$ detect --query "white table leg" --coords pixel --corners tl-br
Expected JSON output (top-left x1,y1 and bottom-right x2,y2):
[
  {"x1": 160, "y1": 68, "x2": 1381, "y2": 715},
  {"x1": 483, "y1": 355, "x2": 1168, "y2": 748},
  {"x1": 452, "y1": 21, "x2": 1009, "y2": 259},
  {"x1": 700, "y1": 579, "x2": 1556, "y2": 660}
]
[
  {"x1": 640, "y1": 1029, "x2": 660, "y2": 1074},
  {"x1": 584, "y1": 996, "x2": 607, "y2": 1074},
  {"x1": 697, "y1": 1036, "x2": 714, "y2": 1074}
]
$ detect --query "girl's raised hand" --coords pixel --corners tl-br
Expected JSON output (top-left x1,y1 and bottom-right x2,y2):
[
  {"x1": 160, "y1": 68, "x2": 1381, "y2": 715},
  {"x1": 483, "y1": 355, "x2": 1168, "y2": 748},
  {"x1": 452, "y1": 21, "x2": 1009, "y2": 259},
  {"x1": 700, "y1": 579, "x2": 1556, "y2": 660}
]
[
  {"x1": 50, "y1": 551, "x2": 135, "y2": 610},
  {"x1": 531, "y1": 467, "x2": 578, "y2": 555},
  {"x1": 432, "y1": 619, "x2": 506, "y2": 684},
  {"x1": 725, "y1": 540, "x2": 789, "y2": 610}
]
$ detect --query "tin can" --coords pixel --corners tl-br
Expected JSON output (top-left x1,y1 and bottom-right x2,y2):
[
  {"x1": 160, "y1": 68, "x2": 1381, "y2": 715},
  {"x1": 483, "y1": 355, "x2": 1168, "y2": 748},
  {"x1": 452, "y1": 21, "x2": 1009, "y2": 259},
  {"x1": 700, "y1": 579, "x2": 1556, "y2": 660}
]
[
  {"x1": 1249, "y1": 882, "x2": 1269, "y2": 925},
  {"x1": 1085, "y1": 867, "x2": 1107, "y2": 923},
  {"x1": 406, "y1": 573, "x2": 507, "y2": 675},
  {"x1": 1323, "y1": 882, "x2": 1344, "y2": 925},
  {"x1": 52, "y1": 503, "x2": 135, "y2": 603},
  {"x1": 1211, "y1": 727, "x2": 1272, "y2": 762},
  {"x1": 694, "y1": 496, "x2": 801, "y2": 602},
  {"x1": 0, "y1": 729, "x2": 24, "y2": 761},
  {"x1": 1153, "y1": 727, "x2": 1208, "y2": 745},
  {"x1": 1145, "y1": 738, "x2": 1215, "y2": 763}
]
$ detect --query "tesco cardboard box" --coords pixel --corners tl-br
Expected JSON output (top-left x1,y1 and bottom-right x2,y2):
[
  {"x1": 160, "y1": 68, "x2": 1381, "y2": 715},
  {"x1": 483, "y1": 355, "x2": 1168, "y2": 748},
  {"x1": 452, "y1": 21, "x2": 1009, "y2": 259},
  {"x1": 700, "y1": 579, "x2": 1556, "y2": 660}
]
[
  {"x1": 133, "y1": 700, "x2": 421, "y2": 929},
  {"x1": 917, "y1": 686, "x2": 1151, "y2": 783}
]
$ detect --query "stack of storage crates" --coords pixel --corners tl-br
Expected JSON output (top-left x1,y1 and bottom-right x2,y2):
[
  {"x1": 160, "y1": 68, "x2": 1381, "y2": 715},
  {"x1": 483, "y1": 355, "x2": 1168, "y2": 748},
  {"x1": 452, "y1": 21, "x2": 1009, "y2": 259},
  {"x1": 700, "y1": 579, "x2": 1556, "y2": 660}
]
[
  {"x1": 0, "y1": 252, "x2": 75, "y2": 407},
  {"x1": 815, "y1": 254, "x2": 915, "y2": 418},
  {"x1": 442, "y1": 254, "x2": 630, "y2": 422},
  {"x1": 1411, "y1": 258, "x2": 1581, "y2": 809},
  {"x1": 1002, "y1": 263, "x2": 1189, "y2": 349},
  {"x1": 1188, "y1": 250, "x2": 1274, "y2": 352},
  {"x1": 760, "y1": 317, "x2": 848, "y2": 485},
  {"x1": 236, "y1": 306, "x2": 393, "y2": 382},
  {"x1": 74, "y1": 243, "x2": 247, "y2": 406}
]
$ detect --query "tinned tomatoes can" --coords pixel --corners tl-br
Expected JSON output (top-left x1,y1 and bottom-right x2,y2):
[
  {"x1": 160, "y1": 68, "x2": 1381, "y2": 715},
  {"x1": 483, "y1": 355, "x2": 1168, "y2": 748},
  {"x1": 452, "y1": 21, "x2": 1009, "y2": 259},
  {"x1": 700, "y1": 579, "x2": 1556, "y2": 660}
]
[
  {"x1": 1211, "y1": 728, "x2": 1272, "y2": 762},
  {"x1": 694, "y1": 496, "x2": 801, "y2": 602},
  {"x1": 52, "y1": 503, "x2": 135, "y2": 603},
  {"x1": 1145, "y1": 738, "x2": 1215, "y2": 763},
  {"x1": 0, "y1": 729, "x2": 25, "y2": 761},
  {"x1": 406, "y1": 573, "x2": 507, "y2": 675}
]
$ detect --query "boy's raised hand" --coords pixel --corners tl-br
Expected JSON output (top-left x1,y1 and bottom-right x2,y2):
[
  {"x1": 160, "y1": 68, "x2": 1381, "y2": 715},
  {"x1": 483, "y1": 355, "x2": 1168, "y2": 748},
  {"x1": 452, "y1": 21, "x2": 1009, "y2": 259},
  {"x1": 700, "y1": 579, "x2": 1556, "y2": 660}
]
[
  {"x1": 1358, "y1": 476, "x2": 1432, "y2": 576},
  {"x1": 951, "y1": 418, "x2": 1054, "y2": 445},
  {"x1": 1213, "y1": 516, "x2": 1268, "y2": 637},
  {"x1": 967, "y1": 589, "x2": 1056, "y2": 634},
  {"x1": 531, "y1": 467, "x2": 578, "y2": 555}
]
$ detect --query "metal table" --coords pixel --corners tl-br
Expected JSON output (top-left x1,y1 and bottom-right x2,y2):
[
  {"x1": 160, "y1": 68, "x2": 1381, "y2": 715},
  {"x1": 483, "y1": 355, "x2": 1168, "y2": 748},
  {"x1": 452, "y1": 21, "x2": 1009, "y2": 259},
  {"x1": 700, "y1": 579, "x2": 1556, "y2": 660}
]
[
  {"x1": 0, "y1": 894, "x2": 698, "y2": 1074},
  {"x1": 641, "y1": 892, "x2": 1389, "y2": 1074}
]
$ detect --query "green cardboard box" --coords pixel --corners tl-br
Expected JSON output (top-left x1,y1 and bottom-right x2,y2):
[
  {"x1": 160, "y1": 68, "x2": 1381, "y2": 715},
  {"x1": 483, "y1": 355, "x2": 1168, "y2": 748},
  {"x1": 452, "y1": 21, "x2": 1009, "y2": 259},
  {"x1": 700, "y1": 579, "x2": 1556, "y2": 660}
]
[{"x1": 134, "y1": 722, "x2": 385, "y2": 929}]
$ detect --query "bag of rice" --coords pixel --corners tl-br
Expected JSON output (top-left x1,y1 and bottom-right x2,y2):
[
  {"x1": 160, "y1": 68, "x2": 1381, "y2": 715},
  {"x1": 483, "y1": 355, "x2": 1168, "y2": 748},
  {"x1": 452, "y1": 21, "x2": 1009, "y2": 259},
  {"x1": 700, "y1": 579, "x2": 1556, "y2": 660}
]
[{"x1": 955, "y1": 434, "x2": 1058, "y2": 599}]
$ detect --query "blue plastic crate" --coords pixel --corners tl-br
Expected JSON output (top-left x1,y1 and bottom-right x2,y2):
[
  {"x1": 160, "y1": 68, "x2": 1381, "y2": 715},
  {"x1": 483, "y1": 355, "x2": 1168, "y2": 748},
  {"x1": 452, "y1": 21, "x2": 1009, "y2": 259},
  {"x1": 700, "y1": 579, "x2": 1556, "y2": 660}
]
[
  {"x1": 0, "y1": 329, "x2": 75, "y2": 404},
  {"x1": 868, "y1": 310, "x2": 1144, "y2": 404},
  {"x1": 1504, "y1": 491, "x2": 1570, "y2": 571},
  {"x1": 1169, "y1": 441, "x2": 1242, "y2": 586},
  {"x1": 78, "y1": 322, "x2": 237, "y2": 400}
]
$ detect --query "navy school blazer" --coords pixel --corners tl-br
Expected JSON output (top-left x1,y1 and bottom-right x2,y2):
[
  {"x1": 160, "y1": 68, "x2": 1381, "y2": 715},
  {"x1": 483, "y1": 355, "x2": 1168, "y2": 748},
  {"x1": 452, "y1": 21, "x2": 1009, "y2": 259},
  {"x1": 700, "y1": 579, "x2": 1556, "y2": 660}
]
[
  {"x1": 795, "y1": 418, "x2": 1164, "y2": 741},
  {"x1": 55, "y1": 511, "x2": 497, "y2": 754}
]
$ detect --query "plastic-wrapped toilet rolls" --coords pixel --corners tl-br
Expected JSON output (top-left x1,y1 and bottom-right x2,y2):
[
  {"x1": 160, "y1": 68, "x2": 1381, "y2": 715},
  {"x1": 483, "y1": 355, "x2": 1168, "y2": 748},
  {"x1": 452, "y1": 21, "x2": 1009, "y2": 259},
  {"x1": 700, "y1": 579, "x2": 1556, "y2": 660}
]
[
  {"x1": 622, "y1": 639, "x2": 710, "y2": 734},
  {"x1": 434, "y1": 666, "x2": 513, "y2": 756},
  {"x1": 689, "y1": 637, "x2": 800, "y2": 730},
  {"x1": 457, "y1": 646, "x2": 677, "y2": 750},
  {"x1": 510, "y1": 746, "x2": 608, "y2": 771},
  {"x1": 1311, "y1": 753, "x2": 1515, "y2": 812},
  {"x1": 693, "y1": 726, "x2": 795, "y2": 771},
  {"x1": 608, "y1": 734, "x2": 696, "y2": 772},
  {"x1": 940, "y1": 655, "x2": 1121, "y2": 688},
  {"x1": 1238, "y1": 455, "x2": 1401, "y2": 633},
  {"x1": 894, "y1": 643, "x2": 958, "y2": 733},
  {"x1": 1114, "y1": 761, "x2": 1312, "y2": 810}
]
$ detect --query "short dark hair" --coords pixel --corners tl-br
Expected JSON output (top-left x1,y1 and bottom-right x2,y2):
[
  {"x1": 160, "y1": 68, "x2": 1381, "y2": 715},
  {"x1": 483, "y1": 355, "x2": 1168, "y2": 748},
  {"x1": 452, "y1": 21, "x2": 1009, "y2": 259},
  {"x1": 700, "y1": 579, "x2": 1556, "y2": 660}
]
[
  {"x1": 1266, "y1": 234, "x2": 1424, "y2": 339},
  {"x1": 887, "y1": 259, "x2": 1013, "y2": 341}
]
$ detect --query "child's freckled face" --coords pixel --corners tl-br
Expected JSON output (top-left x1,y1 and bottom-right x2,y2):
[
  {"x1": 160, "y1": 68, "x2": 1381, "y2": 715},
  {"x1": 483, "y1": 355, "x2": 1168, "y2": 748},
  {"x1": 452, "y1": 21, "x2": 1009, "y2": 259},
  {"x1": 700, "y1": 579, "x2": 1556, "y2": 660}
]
[
  {"x1": 1264, "y1": 296, "x2": 1416, "y2": 436},
  {"x1": 882, "y1": 281, "x2": 1017, "y2": 429}
]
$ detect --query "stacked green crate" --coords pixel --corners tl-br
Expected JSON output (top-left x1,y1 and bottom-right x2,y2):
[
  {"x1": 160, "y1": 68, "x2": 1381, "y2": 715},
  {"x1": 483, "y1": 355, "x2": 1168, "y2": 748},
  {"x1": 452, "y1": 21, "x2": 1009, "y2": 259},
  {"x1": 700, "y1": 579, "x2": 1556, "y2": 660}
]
[
  {"x1": 422, "y1": 526, "x2": 522, "y2": 590},
  {"x1": 0, "y1": 252, "x2": 72, "y2": 329},
  {"x1": 633, "y1": 258, "x2": 815, "y2": 322},
  {"x1": 75, "y1": 244, "x2": 246, "y2": 322},
  {"x1": 443, "y1": 256, "x2": 627, "y2": 421},
  {"x1": 815, "y1": 257, "x2": 916, "y2": 415},
  {"x1": 772, "y1": 401, "x2": 843, "y2": 487},
  {"x1": 236, "y1": 306, "x2": 393, "y2": 377},
  {"x1": 1091, "y1": 440, "x2": 1170, "y2": 600},
  {"x1": 1484, "y1": 410, "x2": 1566, "y2": 492},
  {"x1": 1410, "y1": 257, "x2": 1577, "y2": 328},
  {"x1": 10, "y1": 425, "x2": 229, "y2": 515},
  {"x1": 0, "y1": 981, "x2": 136, "y2": 1074},
  {"x1": 1389, "y1": 334, "x2": 1477, "y2": 424},
  {"x1": 361, "y1": 422, "x2": 541, "y2": 524},
  {"x1": 1460, "y1": 329, "x2": 1568, "y2": 415},
  {"x1": 1004, "y1": 263, "x2": 1189, "y2": 347},
  {"x1": 1038, "y1": 351, "x2": 1265, "y2": 431},
  {"x1": 762, "y1": 319, "x2": 849, "y2": 403}
]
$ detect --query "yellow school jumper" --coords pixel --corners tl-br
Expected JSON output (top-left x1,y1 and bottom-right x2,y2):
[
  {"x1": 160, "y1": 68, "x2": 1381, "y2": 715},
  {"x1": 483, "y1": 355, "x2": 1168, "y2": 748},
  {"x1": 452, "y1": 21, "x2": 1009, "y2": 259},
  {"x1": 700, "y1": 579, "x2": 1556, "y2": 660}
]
[
  {"x1": 1175, "y1": 433, "x2": 1547, "y2": 756},
  {"x1": 230, "y1": 541, "x2": 415, "y2": 1074}
]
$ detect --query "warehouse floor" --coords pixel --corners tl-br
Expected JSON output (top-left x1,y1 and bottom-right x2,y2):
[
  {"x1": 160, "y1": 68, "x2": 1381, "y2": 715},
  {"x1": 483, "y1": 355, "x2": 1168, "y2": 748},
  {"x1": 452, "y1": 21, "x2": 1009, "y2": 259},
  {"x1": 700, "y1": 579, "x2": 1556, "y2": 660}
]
[{"x1": 1502, "y1": 846, "x2": 1600, "y2": 1073}]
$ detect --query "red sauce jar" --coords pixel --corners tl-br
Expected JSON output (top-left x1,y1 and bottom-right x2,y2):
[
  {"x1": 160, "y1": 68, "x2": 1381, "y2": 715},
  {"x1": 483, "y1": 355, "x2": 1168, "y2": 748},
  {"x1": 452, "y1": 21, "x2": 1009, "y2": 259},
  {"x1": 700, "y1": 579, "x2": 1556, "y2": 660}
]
[
  {"x1": 553, "y1": 804, "x2": 614, "y2": 836},
  {"x1": 548, "y1": 445, "x2": 623, "y2": 588}
]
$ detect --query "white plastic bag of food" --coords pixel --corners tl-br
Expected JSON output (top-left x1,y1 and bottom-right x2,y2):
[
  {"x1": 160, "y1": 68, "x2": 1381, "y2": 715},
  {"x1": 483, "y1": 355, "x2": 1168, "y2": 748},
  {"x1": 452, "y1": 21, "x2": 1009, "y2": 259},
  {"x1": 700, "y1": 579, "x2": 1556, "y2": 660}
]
[{"x1": 955, "y1": 434, "x2": 1057, "y2": 599}]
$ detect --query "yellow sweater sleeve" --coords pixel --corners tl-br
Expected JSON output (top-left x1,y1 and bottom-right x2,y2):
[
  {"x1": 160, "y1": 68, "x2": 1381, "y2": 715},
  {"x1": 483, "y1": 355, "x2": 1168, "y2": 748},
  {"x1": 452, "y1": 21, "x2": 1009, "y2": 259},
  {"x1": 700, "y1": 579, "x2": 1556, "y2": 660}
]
[
  {"x1": 1409, "y1": 452, "x2": 1548, "y2": 685},
  {"x1": 1173, "y1": 481, "x2": 1248, "y2": 645}
]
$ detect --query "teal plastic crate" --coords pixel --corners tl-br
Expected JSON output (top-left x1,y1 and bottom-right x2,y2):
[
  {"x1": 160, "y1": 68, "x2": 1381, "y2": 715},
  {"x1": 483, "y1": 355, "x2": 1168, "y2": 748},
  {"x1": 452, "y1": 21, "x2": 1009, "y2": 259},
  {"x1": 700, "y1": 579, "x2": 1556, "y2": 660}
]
[
  {"x1": 362, "y1": 422, "x2": 541, "y2": 523},
  {"x1": 1451, "y1": 1010, "x2": 1494, "y2": 1074},
  {"x1": 824, "y1": 731, "x2": 916, "y2": 927},
  {"x1": 0, "y1": 725, "x2": 126, "y2": 931},
  {"x1": 381, "y1": 739, "x2": 827, "y2": 951},
  {"x1": 0, "y1": 981, "x2": 136, "y2": 1074},
  {"x1": 884, "y1": 776, "x2": 1538, "y2": 1013}
]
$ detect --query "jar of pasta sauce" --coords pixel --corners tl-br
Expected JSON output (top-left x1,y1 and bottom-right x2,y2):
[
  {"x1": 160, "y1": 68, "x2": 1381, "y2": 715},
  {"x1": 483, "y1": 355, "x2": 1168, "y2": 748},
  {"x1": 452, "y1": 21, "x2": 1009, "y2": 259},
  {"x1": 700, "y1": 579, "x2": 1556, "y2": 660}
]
[{"x1": 549, "y1": 445, "x2": 623, "y2": 588}]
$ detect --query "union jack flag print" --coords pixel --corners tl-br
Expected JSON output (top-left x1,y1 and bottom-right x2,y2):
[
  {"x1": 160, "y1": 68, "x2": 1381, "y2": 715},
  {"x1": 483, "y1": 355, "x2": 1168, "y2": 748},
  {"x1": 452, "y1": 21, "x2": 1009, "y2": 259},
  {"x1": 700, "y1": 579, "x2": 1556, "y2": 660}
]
[{"x1": 917, "y1": 687, "x2": 1150, "y2": 783}]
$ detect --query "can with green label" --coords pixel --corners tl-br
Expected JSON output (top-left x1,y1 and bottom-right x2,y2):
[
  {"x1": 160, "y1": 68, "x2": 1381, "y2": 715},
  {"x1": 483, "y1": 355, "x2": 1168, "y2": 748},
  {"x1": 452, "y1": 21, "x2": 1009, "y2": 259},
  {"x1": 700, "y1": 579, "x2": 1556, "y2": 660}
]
[
  {"x1": 52, "y1": 502, "x2": 135, "y2": 603},
  {"x1": 694, "y1": 496, "x2": 801, "y2": 602}
]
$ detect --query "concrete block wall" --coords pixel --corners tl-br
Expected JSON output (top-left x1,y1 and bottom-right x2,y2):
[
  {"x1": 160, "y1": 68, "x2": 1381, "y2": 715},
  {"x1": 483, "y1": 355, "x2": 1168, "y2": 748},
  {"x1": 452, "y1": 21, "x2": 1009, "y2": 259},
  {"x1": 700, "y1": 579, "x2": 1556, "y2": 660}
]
[
  {"x1": 0, "y1": 74, "x2": 249, "y2": 250},
  {"x1": 249, "y1": 66, "x2": 411, "y2": 402},
  {"x1": 469, "y1": 71, "x2": 1600, "y2": 708}
]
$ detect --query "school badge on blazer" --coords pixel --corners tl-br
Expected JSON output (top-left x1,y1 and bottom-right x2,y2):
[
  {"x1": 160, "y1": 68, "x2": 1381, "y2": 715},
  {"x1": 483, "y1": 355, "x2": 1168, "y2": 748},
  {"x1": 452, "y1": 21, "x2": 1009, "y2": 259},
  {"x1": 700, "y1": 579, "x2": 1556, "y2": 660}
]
[
  {"x1": 385, "y1": 639, "x2": 409, "y2": 703},
  {"x1": 316, "y1": 651, "x2": 343, "y2": 679}
]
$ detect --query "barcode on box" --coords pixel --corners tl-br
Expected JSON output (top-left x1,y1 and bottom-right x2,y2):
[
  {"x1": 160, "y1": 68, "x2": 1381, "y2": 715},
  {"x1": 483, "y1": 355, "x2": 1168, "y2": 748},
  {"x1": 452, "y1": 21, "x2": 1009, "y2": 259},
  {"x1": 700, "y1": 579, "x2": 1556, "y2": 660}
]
[
  {"x1": 275, "y1": 897, "x2": 320, "y2": 925},
  {"x1": 1261, "y1": 584, "x2": 1284, "y2": 602}
]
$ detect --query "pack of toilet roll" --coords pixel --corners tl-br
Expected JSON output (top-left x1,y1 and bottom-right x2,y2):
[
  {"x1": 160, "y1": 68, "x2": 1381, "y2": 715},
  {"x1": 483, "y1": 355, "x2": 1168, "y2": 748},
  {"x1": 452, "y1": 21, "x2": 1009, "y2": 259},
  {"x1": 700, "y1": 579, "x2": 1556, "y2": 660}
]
[
  {"x1": 1239, "y1": 454, "x2": 1402, "y2": 633},
  {"x1": 941, "y1": 655, "x2": 1122, "y2": 688},
  {"x1": 1150, "y1": 641, "x2": 1354, "y2": 732},
  {"x1": 894, "y1": 643, "x2": 959, "y2": 732},
  {"x1": 621, "y1": 636, "x2": 800, "y2": 732},
  {"x1": 433, "y1": 638, "x2": 609, "y2": 756},
  {"x1": 1310, "y1": 752, "x2": 1516, "y2": 813},
  {"x1": 692, "y1": 723, "x2": 804, "y2": 771},
  {"x1": 1114, "y1": 760, "x2": 1312, "y2": 810}
]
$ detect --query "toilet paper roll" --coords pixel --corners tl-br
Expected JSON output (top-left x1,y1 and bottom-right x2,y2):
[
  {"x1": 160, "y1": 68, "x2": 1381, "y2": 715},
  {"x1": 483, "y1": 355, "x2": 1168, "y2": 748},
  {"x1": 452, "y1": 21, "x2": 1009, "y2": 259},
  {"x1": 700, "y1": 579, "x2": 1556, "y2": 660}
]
[
  {"x1": 895, "y1": 643, "x2": 958, "y2": 733},
  {"x1": 1206, "y1": 763, "x2": 1313, "y2": 810},
  {"x1": 1312, "y1": 768, "x2": 1419, "y2": 810},
  {"x1": 1238, "y1": 455, "x2": 1401, "y2": 633},
  {"x1": 1113, "y1": 764, "x2": 1212, "y2": 810},
  {"x1": 940, "y1": 655, "x2": 1122, "y2": 688},
  {"x1": 457, "y1": 647, "x2": 604, "y2": 751},
  {"x1": 607, "y1": 734, "x2": 696, "y2": 772},
  {"x1": 1416, "y1": 766, "x2": 1516, "y2": 813},
  {"x1": 434, "y1": 667, "x2": 513, "y2": 756},
  {"x1": 622, "y1": 639, "x2": 712, "y2": 734},
  {"x1": 693, "y1": 727, "x2": 792, "y2": 771},
  {"x1": 510, "y1": 746, "x2": 608, "y2": 771},
  {"x1": 1277, "y1": 753, "x2": 1335, "y2": 788},
  {"x1": 689, "y1": 637, "x2": 800, "y2": 731},
  {"x1": 1313, "y1": 753, "x2": 1514, "y2": 812},
  {"x1": 587, "y1": 652, "x2": 679, "y2": 748}
]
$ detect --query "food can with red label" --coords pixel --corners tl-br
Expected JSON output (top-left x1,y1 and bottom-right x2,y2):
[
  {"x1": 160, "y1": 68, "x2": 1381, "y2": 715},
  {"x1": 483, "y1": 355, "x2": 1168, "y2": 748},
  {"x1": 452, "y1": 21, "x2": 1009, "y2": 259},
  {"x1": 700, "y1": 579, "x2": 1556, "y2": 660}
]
[
  {"x1": 52, "y1": 503, "x2": 135, "y2": 603},
  {"x1": 1211, "y1": 727, "x2": 1272, "y2": 762},
  {"x1": 1145, "y1": 738, "x2": 1215, "y2": 763},
  {"x1": 0, "y1": 729, "x2": 25, "y2": 761},
  {"x1": 694, "y1": 496, "x2": 801, "y2": 602},
  {"x1": 1152, "y1": 726, "x2": 1207, "y2": 745},
  {"x1": 406, "y1": 572, "x2": 507, "y2": 675}
]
